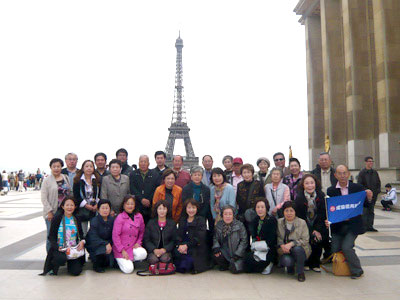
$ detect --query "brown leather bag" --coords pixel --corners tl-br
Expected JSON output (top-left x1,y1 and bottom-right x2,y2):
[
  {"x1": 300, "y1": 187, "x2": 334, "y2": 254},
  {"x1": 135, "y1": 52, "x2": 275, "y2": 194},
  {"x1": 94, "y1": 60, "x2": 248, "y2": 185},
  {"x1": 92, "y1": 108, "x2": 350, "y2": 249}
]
[{"x1": 332, "y1": 252, "x2": 351, "y2": 276}]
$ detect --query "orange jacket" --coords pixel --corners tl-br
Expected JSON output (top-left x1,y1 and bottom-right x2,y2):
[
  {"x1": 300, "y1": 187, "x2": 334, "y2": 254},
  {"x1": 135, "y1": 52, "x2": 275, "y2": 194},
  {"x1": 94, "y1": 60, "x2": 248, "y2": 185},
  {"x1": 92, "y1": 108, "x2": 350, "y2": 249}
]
[{"x1": 153, "y1": 184, "x2": 183, "y2": 223}]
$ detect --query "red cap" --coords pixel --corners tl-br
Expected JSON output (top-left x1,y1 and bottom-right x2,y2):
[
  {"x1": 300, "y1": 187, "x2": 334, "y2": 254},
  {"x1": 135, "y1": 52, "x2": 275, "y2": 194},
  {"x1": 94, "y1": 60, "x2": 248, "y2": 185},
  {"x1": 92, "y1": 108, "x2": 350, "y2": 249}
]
[{"x1": 233, "y1": 157, "x2": 243, "y2": 164}]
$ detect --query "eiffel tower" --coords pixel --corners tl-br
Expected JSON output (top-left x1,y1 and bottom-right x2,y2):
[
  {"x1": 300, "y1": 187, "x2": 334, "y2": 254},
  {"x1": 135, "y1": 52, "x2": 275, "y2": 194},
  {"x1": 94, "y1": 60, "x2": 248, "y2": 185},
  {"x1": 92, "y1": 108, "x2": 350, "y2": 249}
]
[{"x1": 165, "y1": 33, "x2": 199, "y2": 169}]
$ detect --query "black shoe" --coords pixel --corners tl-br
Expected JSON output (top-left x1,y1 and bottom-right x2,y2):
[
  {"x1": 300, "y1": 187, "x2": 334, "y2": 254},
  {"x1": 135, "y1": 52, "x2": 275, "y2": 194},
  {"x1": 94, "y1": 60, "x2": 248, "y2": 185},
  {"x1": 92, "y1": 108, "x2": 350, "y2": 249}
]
[
  {"x1": 298, "y1": 273, "x2": 306, "y2": 282},
  {"x1": 369, "y1": 228, "x2": 378, "y2": 232},
  {"x1": 351, "y1": 270, "x2": 364, "y2": 279}
]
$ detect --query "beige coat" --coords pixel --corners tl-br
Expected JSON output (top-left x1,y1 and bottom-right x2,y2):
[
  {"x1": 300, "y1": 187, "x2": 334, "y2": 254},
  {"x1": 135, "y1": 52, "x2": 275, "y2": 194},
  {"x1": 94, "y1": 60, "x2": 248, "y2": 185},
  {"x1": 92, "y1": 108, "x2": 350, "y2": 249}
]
[
  {"x1": 100, "y1": 174, "x2": 130, "y2": 212},
  {"x1": 277, "y1": 217, "x2": 311, "y2": 258},
  {"x1": 41, "y1": 174, "x2": 71, "y2": 218}
]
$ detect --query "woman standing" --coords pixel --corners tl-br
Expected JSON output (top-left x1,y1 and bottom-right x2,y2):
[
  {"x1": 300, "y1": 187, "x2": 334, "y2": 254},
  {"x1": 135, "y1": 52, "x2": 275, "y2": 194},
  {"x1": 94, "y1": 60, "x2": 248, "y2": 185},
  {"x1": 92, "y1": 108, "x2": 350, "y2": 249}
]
[
  {"x1": 222, "y1": 155, "x2": 234, "y2": 184},
  {"x1": 209, "y1": 168, "x2": 236, "y2": 224},
  {"x1": 277, "y1": 201, "x2": 311, "y2": 282},
  {"x1": 244, "y1": 198, "x2": 277, "y2": 274},
  {"x1": 212, "y1": 205, "x2": 248, "y2": 273},
  {"x1": 73, "y1": 160, "x2": 101, "y2": 235},
  {"x1": 41, "y1": 158, "x2": 71, "y2": 252},
  {"x1": 254, "y1": 157, "x2": 271, "y2": 186},
  {"x1": 283, "y1": 158, "x2": 304, "y2": 201},
  {"x1": 144, "y1": 200, "x2": 177, "y2": 265},
  {"x1": 41, "y1": 197, "x2": 85, "y2": 276},
  {"x1": 236, "y1": 164, "x2": 265, "y2": 225},
  {"x1": 86, "y1": 199, "x2": 115, "y2": 273},
  {"x1": 182, "y1": 166, "x2": 212, "y2": 227},
  {"x1": 175, "y1": 199, "x2": 210, "y2": 274},
  {"x1": 153, "y1": 169, "x2": 183, "y2": 223},
  {"x1": 112, "y1": 195, "x2": 147, "y2": 274},
  {"x1": 295, "y1": 174, "x2": 328, "y2": 272},
  {"x1": 265, "y1": 168, "x2": 290, "y2": 217},
  {"x1": 100, "y1": 159, "x2": 130, "y2": 216}
]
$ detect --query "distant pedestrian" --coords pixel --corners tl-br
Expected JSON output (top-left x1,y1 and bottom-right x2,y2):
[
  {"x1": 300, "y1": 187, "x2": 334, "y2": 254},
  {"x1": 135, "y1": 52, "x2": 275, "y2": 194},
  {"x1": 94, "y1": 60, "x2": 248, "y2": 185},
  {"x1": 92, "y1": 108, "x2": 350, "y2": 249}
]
[
  {"x1": 17, "y1": 170, "x2": 25, "y2": 192},
  {"x1": 1, "y1": 171, "x2": 9, "y2": 192},
  {"x1": 381, "y1": 184, "x2": 397, "y2": 211}
]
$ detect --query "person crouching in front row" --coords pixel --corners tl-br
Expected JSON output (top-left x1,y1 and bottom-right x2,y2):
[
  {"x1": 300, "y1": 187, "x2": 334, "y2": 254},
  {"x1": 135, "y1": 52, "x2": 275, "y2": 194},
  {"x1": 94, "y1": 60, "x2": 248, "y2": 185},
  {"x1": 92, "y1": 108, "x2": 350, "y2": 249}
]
[
  {"x1": 112, "y1": 195, "x2": 147, "y2": 274},
  {"x1": 144, "y1": 200, "x2": 177, "y2": 265},
  {"x1": 40, "y1": 197, "x2": 85, "y2": 276},
  {"x1": 212, "y1": 205, "x2": 248, "y2": 274}
]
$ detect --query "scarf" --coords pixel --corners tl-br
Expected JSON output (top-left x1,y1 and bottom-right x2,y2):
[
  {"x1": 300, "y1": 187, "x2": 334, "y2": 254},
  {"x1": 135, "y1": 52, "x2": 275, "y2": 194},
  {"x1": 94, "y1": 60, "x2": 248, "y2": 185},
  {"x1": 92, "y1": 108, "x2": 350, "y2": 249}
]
[
  {"x1": 304, "y1": 190, "x2": 317, "y2": 223},
  {"x1": 222, "y1": 221, "x2": 233, "y2": 238}
]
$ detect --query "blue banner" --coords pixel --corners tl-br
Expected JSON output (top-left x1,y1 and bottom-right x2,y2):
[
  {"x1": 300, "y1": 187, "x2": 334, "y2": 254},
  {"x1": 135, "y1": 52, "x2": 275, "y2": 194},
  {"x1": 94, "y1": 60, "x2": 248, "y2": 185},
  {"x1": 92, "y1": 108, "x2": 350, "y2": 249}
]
[{"x1": 326, "y1": 191, "x2": 366, "y2": 224}]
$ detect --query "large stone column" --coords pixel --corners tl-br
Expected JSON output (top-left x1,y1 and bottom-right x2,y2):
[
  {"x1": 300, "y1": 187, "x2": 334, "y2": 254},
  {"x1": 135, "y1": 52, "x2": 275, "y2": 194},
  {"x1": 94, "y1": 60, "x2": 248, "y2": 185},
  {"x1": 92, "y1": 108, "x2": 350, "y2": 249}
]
[
  {"x1": 341, "y1": 0, "x2": 375, "y2": 169},
  {"x1": 372, "y1": 0, "x2": 400, "y2": 168},
  {"x1": 305, "y1": 15, "x2": 325, "y2": 169},
  {"x1": 320, "y1": 0, "x2": 347, "y2": 166}
]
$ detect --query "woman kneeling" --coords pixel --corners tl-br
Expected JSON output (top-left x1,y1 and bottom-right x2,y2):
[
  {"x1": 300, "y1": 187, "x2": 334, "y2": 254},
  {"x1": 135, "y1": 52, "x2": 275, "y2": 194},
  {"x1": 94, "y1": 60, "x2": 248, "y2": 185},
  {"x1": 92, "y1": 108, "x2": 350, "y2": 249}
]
[
  {"x1": 144, "y1": 200, "x2": 177, "y2": 265},
  {"x1": 41, "y1": 197, "x2": 85, "y2": 276},
  {"x1": 212, "y1": 205, "x2": 248, "y2": 274},
  {"x1": 244, "y1": 198, "x2": 277, "y2": 274},
  {"x1": 277, "y1": 201, "x2": 311, "y2": 282},
  {"x1": 112, "y1": 195, "x2": 147, "y2": 274},
  {"x1": 175, "y1": 199, "x2": 210, "y2": 274}
]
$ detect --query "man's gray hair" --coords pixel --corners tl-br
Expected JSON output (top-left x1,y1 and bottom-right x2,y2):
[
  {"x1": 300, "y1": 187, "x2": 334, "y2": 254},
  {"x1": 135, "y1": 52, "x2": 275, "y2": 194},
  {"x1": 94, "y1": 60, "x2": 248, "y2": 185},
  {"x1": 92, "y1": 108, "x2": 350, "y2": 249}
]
[
  {"x1": 65, "y1": 152, "x2": 78, "y2": 160},
  {"x1": 139, "y1": 154, "x2": 149, "y2": 162}
]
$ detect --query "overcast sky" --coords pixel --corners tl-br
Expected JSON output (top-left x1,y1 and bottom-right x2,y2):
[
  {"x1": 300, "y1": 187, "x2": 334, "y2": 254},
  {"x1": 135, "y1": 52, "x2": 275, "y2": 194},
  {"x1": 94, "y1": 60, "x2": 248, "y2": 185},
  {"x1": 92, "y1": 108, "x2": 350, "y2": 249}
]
[{"x1": 0, "y1": 0, "x2": 308, "y2": 174}]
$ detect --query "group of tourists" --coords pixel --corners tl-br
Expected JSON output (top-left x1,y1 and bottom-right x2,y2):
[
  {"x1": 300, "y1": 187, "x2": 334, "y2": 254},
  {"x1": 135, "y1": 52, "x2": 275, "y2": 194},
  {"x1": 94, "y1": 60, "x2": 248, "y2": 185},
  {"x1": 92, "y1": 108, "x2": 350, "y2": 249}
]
[
  {"x1": 1, "y1": 169, "x2": 43, "y2": 193},
  {"x1": 39, "y1": 148, "x2": 394, "y2": 281}
]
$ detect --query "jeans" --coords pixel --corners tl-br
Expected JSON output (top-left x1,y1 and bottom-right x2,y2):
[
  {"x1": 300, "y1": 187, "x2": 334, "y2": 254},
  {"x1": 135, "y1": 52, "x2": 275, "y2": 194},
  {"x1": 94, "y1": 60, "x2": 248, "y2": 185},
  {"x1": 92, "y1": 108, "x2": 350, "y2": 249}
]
[
  {"x1": 279, "y1": 246, "x2": 306, "y2": 274},
  {"x1": 381, "y1": 200, "x2": 393, "y2": 209},
  {"x1": 331, "y1": 225, "x2": 362, "y2": 274}
]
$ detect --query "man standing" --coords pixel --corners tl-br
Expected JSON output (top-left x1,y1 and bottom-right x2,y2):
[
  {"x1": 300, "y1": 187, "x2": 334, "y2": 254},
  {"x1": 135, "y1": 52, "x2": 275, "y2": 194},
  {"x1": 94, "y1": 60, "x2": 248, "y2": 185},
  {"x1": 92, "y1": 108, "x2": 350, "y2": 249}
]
[
  {"x1": 272, "y1": 152, "x2": 290, "y2": 177},
  {"x1": 311, "y1": 152, "x2": 337, "y2": 194},
  {"x1": 358, "y1": 156, "x2": 381, "y2": 232},
  {"x1": 231, "y1": 157, "x2": 243, "y2": 195},
  {"x1": 17, "y1": 170, "x2": 25, "y2": 192},
  {"x1": 61, "y1": 153, "x2": 79, "y2": 191},
  {"x1": 172, "y1": 155, "x2": 191, "y2": 188},
  {"x1": 130, "y1": 155, "x2": 159, "y2": 223},
  {"x1": 94, "y1": 152, "x2": 110, "y2": 180},
  {"x1": 116, "y1": 148, "x2": 133, "y2": 176},
  {"x1": 327, "y1": 165, "x2": 373, "y2": 279},
  {"x1": 152, "y1": 151, "x2": 169, "y2": 180},
  {"x1": 201, "y1": 155, "x2": 213, "y2": 187}
]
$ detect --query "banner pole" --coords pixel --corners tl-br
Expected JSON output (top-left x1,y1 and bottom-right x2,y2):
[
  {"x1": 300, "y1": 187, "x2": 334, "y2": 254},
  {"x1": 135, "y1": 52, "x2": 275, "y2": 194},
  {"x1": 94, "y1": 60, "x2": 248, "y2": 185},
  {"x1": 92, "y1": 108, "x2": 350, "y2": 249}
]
[{"x1": 325, "y1": 195, "x2": 331, "y2": 239}]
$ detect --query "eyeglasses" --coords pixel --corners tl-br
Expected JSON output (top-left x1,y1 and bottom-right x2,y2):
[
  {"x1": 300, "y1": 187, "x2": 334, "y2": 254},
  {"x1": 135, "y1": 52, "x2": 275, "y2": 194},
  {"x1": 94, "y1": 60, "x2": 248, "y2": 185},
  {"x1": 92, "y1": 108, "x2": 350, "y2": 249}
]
[
  {"x1": 367, "y1": 160, "x2": 374, "y2": 163},
  {"x1": 274, "y1": 158, "x2": 284, "y2": 162}
]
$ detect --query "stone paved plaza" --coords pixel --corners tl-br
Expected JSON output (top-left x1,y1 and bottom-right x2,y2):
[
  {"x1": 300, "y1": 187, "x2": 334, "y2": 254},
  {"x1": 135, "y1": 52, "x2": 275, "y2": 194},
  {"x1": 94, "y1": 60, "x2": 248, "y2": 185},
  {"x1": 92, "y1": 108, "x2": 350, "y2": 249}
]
[{"x1": 0, "y1": 190, "x2": 399, "y2": 300}]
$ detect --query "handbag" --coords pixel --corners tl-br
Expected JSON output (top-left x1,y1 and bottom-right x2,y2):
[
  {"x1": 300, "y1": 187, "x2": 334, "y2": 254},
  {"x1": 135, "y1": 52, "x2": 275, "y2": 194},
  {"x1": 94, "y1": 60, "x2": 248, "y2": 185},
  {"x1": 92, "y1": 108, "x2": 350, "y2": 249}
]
[
  {"x1": 61, "y1": 216, "x2": 85, "y2": 260},
  {"x1": 332, "y1": 252, "x2": 351, "y2": 276},
  {"x1": 137, "y1": 262, "x2": 176, "y2": 276},
  {"x1": 76, "y1": 207, "x2": 95, "y2": 221}
]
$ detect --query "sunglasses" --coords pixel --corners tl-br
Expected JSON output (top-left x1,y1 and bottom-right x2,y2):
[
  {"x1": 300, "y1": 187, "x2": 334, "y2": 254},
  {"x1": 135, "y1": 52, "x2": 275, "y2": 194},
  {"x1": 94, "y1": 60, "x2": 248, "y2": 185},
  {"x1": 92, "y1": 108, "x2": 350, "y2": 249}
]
[{"x1": 274, "y1": 158, "x2": 284, "y2": 162}]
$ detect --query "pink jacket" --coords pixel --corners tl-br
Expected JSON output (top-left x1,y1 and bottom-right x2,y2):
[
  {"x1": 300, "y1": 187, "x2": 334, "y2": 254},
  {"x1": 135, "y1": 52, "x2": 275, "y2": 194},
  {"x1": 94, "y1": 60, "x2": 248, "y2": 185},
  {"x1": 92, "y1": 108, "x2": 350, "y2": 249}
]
[{"x1": 112, "y1": 211, "x2": 145, "y2": 260}]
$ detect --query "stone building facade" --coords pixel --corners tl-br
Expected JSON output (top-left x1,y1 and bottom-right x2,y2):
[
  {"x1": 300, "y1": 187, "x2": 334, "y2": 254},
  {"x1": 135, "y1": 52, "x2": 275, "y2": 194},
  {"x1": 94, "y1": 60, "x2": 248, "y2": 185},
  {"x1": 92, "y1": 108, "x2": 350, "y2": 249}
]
[{"x1": 294, "y1": 0, "x2": 400, "y2": 181}]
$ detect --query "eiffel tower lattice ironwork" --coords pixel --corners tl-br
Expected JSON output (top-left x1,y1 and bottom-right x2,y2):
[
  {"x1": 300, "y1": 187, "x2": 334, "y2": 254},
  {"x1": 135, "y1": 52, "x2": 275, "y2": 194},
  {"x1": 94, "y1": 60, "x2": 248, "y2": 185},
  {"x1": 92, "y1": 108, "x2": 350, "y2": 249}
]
[{"x1": 165, "y1": 33, "x2": 199, "y2": 169}]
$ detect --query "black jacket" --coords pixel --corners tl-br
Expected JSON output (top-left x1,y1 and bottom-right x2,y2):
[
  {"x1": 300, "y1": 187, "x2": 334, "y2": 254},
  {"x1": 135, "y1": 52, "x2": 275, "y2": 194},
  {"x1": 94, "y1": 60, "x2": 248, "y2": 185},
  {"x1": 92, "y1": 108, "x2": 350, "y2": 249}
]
[
  {"x1": 61, "y1": 168, "x2": 79, "y2": 175},
  {"x1": 311, "y1": 165, "x2": 337, "y2": 187},
  {"x1": 236, "y1": 180, "x2": 265, "y2": 215},
  {"x1": 42, "y1": 213, "x2": 85, "y2": 274},
  {"x1": 327, "y1": 181, "x2": 366, "y2": 235},
  {"x1": 357, "y1": 168, "x2": 381, "y2": 202},
  {"x1": 73, "y1": 178, "x2": 100, "y2": 206},
  {"x1": 182, "y1": 182, "x2": 212, "y2": 225},
  {"x1": 295, "y1": 190, "x2": 328, "y2": 236},
  {"x1": 144, "y1": 218, "x2": 177, "y2": 254},
  {"x1": 121, "y1": 163, "x2": 133, "y2": 176},
  {"x1": 250, "y1": 216, "x2": 277, "y2": 263},
  {"x1": 86, "y1": 214, "x2": 115, "y2": 258},
  {"x1": 129, "y1": 169, "x2": 159, "y2": 218},
  {"x1": 176, "y1": 216, "x2": 210, "y2": 273},
  {"x1": 152, "y1": 166, "x2": 170, "y2": 185}
]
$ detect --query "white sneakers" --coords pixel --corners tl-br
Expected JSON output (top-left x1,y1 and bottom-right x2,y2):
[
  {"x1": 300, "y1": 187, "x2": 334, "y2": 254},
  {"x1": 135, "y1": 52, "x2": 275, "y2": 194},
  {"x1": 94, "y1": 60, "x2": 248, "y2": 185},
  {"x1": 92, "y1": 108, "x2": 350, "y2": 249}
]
[{"x1": 261, "y1": 262, "x2": 273, "y2": 275}]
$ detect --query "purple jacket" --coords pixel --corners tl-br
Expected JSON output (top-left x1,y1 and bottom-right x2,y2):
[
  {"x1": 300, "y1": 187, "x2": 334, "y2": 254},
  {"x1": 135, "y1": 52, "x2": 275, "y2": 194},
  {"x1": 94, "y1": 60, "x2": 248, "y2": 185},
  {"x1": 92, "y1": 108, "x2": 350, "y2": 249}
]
[{"x1": 112, "y1": 211, "x2": 145, "y2": 260}]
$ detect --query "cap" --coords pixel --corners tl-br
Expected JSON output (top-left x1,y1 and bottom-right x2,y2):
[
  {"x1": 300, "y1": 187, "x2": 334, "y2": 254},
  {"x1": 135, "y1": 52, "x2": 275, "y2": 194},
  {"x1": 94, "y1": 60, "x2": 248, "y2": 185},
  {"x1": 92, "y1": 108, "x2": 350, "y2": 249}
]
[{"x1": 233, "y1": 157, "x2": 243, "y2": 165}]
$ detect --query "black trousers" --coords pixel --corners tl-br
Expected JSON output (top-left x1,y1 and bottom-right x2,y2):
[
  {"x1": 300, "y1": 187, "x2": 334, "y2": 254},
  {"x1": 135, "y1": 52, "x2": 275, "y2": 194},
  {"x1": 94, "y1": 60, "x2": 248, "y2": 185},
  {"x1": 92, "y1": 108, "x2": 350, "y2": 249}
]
[
  {"x1": 93, "y1": 254, "x2": 113, "y2": 269},
  {"x1": 243, "y1": 252, "x2": 270, "y2": 273},
  {"x1": 52, "y1": 252, "x2": 83, "y2": 276},
  {"x1": 381, "y1": 200, "x2": 393, "y2": 209},
  {"x1": 363, "y1": 199, "x2": 376, "y2": 230},
  {"x1": 213, "y1": 254, "x2": 239, "y2": 274}
]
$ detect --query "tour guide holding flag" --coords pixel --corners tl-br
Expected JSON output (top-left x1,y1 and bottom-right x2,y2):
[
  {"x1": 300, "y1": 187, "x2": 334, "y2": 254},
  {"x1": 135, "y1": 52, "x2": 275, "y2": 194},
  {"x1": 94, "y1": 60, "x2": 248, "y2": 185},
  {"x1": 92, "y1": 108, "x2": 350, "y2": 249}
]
[{"x1": 325, "y1": 165, "x2": 373, "y2": 279}]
